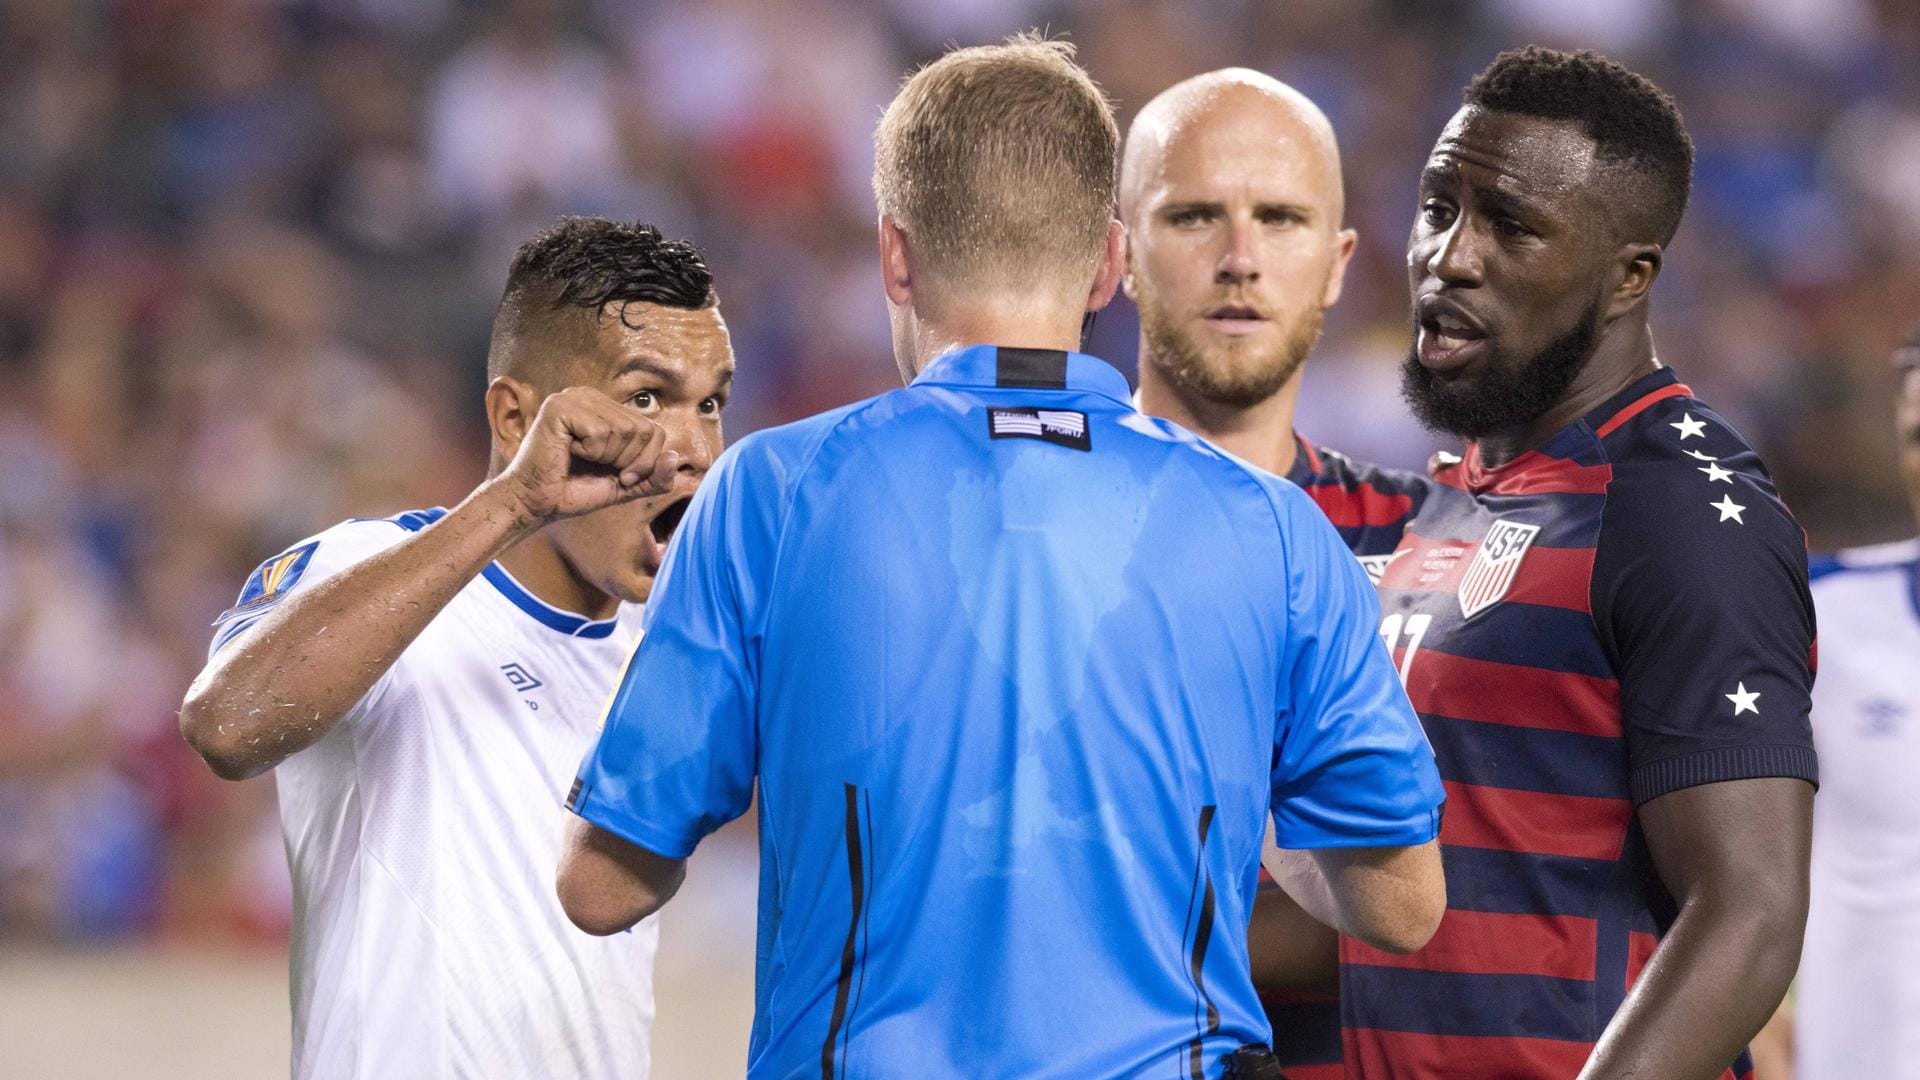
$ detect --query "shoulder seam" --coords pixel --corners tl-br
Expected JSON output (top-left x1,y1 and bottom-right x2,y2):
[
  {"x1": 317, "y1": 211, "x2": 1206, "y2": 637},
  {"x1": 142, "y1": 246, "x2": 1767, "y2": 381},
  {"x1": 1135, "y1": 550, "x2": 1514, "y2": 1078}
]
[
  {"x1": 345, "y1": 507, "x2": 447, "y2": 534},
  {"x1": 1586, "y1": 454, "x2": 1620, "y2": 674},
  {"x1": 1209, "y1": 449, "x2": 1301, "y2": 679},
  {"x1": 758, "y1": 397, "x2": 893, "y2": 636}
]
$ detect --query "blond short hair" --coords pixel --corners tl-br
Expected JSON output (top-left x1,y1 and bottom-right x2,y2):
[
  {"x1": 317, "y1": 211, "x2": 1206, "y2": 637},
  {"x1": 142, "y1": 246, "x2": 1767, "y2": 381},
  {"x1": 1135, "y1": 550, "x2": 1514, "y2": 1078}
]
[{"x1": 873, "y1": 33, "x2": 1119, "y2": 298}]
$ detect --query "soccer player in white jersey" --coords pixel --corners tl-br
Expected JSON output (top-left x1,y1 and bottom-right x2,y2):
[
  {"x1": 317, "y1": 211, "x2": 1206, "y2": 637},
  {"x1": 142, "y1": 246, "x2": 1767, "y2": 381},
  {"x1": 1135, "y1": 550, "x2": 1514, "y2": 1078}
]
[
  {"x1": 1767, "y1": 321, "x2": 1920, "y2": 1080},
  {"x1": 178, "y1": 217, "x2": 733, "y2": 1080}
]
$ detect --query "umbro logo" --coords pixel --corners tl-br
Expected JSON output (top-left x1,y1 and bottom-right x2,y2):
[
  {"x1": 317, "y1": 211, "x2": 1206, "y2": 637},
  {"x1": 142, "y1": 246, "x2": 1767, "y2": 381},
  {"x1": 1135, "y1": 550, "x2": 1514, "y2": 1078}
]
[
  {"x1": 500, "y1": 663, "x2": 543, "y2": 692},
  {"x1": 987, "y1": 407, "x2": 1091, "y2": 451}
]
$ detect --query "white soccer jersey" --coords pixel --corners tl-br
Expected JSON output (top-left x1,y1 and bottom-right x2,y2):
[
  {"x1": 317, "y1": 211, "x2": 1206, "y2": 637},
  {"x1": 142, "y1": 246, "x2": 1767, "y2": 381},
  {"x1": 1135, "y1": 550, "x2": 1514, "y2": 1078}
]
[
  {"x1": 211, "y1": 508, "x2": 657, "y2": 1080},
  {"x1": 1797, "y1": 538, "x2": 1920, "y2": 1080}
]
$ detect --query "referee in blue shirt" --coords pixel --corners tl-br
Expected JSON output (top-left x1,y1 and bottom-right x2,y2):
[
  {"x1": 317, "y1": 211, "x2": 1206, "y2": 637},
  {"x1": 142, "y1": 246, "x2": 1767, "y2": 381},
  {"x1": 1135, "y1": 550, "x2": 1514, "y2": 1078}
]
[{"x1": 557, "y1": 36, "x2": 1446, "y2": 1080}]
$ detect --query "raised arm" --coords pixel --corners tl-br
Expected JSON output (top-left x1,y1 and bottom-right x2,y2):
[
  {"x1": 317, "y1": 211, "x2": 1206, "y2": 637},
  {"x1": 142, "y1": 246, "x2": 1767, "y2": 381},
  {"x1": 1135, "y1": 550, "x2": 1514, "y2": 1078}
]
[
  {"x1": 179, "y1": 387, "x2": 677, "y2": 779},
  {"x1": 1578, "y1": 777, "x2": 1812, "y2": 1079}
]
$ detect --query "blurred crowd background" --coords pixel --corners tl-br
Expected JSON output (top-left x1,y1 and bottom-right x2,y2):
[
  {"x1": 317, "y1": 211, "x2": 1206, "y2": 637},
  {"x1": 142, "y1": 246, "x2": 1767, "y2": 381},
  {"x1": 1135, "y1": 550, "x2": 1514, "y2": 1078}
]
[{"x1": 1, "y1": 0, "x2": 1917, "y2": 1067}]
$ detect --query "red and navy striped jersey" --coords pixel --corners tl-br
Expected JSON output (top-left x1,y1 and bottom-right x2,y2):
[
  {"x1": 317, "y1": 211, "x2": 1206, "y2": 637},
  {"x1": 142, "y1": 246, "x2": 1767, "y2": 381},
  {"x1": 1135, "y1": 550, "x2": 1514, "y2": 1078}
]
[
  {"x1": 1288, "y1": 435, "x2": 1435, "y2": 571},
  {"x1": 1337, "y1": 367, "x2": 1819, "y2": 1078},
  {"x1": 1261, "y1": 436, "x2": 1433, "y2": 1080}
]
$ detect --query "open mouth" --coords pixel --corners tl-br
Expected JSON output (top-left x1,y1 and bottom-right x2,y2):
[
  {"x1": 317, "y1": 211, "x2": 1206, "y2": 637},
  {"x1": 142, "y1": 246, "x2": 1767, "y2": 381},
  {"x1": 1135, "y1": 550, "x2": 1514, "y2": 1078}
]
[
  {"x1": 649, "y1": 495, "x2": 692, "y2": 546},
  {"x1": 1422, "y1": 312, "x2": 1485, "y2": 351},
  {"x1": 1415, "y1": 295, "x2": 1489, "y2": 370}
]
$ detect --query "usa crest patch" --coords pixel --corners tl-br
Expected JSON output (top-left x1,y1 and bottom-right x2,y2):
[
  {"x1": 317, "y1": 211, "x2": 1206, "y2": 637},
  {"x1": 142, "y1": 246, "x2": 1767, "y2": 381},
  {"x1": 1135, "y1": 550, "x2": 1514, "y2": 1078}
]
[
  {"x1": 1457, "y1": 519, "x2": 1539, "y2": 619},
  {"x1": 214, "y1": 541, "x2": 319, "y2": 627}
]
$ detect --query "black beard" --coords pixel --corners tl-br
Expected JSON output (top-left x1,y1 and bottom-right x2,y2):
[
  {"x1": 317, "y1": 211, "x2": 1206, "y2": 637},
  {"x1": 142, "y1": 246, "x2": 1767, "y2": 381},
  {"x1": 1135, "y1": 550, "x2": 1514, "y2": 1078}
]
[{"x1": 1400, "y1": 301, "x2": 1600, "y2": 440}]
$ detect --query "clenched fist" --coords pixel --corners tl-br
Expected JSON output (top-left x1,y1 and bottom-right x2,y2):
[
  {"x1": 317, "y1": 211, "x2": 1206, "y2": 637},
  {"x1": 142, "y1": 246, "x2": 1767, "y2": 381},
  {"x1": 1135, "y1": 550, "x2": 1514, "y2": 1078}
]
[{"x1": 495, "y1": 387, "x2": 682, "y2": 522}]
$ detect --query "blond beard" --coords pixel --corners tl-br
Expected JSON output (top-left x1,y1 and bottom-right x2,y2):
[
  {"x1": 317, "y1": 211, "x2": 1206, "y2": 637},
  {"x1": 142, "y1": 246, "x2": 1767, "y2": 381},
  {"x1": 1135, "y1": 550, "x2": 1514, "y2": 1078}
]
[{"x1": 1137, "y1": 282, "x2": 1325, "y2": 410}]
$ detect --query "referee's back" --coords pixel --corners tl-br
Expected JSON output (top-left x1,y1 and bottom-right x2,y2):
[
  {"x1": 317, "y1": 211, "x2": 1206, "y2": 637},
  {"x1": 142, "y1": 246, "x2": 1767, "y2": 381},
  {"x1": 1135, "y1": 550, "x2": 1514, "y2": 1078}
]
[
  {"x1": 560, "y1": 35, "x2": 1442, "y2": 1080},
  {"x1": 571, "y1": 343, "x2": 1442, "y2": 1078}
]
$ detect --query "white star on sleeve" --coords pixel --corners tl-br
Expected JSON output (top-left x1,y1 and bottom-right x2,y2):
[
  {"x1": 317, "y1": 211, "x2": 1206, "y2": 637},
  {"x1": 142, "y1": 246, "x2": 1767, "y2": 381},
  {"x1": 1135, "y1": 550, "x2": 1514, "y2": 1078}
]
[
  {"x1": 1671, "y1": 413, "x2": 1707, "y2": 439},
  {"x1": 1711, "y1": 495, "x2": 1747, "y2": 523},
  {"x1": 1698, "y1": 462, "x2": 1734, "y2": 483},
  {"x1": 1726, "y1": 682, "x2": 1761, "y2": 715},
  {"x1": 1685, "y1": 449, "x2": 1718, "y2": 462}
]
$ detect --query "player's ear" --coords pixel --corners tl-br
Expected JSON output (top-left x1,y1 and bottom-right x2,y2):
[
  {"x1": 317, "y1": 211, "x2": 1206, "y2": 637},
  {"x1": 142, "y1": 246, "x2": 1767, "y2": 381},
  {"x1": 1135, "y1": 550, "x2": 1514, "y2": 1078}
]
[
  {"x1": 1087, "y1": 218, "x2": 1127, "y2": 312},
  {"x1": 1322, "y1": 226, "x2": 1359, "y2": 309},
  {"x1": 878, "y1": 214, "x2": 913, "y2": 308},
  {"x1": 1606, "y1": 242, "x2": 1662, "y2": 321},
  {"x1": 485, "y1": 375, "x2": 542, "y2": 466}
]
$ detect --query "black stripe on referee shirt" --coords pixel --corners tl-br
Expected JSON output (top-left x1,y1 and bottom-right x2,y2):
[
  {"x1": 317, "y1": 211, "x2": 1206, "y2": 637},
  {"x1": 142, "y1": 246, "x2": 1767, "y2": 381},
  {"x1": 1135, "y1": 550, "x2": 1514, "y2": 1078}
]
[
  {"x1": 822, "y1": 784, "x2": 867, "y2": 1080},
  {"x1": 994, "y1": 347, "x2": 1069, "y2": 388},
  {"x1": 1185, "y1": 805, "x2": 1221, "y2": 1080}
]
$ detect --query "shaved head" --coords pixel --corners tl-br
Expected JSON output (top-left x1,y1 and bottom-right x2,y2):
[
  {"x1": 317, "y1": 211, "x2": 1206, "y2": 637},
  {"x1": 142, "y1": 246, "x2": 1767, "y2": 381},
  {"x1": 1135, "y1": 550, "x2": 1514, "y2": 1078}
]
[
  {"x1": 1122, "y1": 68, "x2": 1344, "y2": 231},
  {"x1": 1122, "y1": 68, "x2": 1355, "y2": 412}
]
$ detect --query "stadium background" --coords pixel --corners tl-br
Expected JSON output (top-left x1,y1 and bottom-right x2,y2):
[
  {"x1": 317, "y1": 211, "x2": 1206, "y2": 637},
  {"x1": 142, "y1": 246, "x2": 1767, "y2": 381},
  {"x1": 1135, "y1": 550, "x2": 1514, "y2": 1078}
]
[{"x1": 0, "y1": 0, "x2": 1914, "y2": 1075}]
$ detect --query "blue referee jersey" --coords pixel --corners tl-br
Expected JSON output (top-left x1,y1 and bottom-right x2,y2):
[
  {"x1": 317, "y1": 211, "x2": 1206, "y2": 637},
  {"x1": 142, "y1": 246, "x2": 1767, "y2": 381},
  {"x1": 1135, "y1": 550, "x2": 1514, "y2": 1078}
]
[{"x1": 569, "y1": 344, "x2": 1444, "y2": 1080}]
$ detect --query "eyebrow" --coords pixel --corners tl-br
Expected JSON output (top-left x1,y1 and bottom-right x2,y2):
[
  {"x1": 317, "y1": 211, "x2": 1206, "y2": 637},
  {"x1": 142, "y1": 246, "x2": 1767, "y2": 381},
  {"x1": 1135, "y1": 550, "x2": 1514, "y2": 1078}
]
[
  {"x1": 1422, "y1": 164, "x2": 1543, "y2": 217},
  {"x1": 1471, "y1": 184, "x2": 1544, "y2": 220},
  {"x1": 1159, "y1": 199, "x2": 1315, "y2": 219},
  {"x1": 617, "y1": 357, "x2": 736, "y2": 396},
  {"x1": 1254, "y1": 201, "x2": 1314, "y2": 220},
  {"x1": 614, "y1": 356, "x2": 683, "y2": 382}
]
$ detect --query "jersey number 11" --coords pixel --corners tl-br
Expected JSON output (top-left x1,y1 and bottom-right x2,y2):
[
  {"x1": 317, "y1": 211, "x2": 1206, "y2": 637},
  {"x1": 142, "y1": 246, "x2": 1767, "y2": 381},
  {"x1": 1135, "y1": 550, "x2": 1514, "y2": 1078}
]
[{"x1": 1378, "y1": 613, "x2": 1432, "y2": 688}]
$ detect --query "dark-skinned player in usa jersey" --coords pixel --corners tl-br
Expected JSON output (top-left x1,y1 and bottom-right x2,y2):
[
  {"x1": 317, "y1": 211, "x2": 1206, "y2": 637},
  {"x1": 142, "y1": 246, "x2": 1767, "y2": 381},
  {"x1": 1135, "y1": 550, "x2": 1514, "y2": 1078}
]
[
  {"x1": 1127, "y1": 51, "x2": 1817, "y2": 1080},
  {"x1": 1121, "y1": 68, "x2": 1436, "y2": 1080},
  {"x1": 1330, "y1": 48, "x2": 1813, "y2": 1080}
]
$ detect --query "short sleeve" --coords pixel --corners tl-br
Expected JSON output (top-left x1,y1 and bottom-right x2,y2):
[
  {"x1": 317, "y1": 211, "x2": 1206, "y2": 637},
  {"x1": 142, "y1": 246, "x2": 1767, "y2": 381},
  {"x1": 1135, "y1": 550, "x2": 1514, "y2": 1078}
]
[
  {"x1": 1594, "y1": 463, "x2": 1819, "y2": 806},
  {"x1": 567, "y1": 437, "x2": 783, "y2": 859},
  {"x1": 1268, "y1": 483, "x2": 1446, "y2": 849},
  {"x1": 208, "y1": 515, "x2": 424, "y2": 657}
]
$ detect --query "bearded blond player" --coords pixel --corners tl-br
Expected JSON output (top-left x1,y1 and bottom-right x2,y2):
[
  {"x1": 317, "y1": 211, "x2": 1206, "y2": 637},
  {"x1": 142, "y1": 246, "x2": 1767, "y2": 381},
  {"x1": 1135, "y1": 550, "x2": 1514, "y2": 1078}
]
[{"x1": 1122, "y1": 69, "x2": 1435, "y2": 1079}]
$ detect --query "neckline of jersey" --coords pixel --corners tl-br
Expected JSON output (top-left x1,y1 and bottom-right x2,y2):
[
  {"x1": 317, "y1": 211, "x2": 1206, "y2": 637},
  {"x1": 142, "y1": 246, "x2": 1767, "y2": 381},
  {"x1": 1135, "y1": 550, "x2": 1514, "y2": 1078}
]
[
  {"x1": 480, "y1": 562, "x2": 621, "y2": 639},
  {"x1": 1287, "y1": 433, "x2": 1322, "y2": 486},
  {"x1": 1910, "y1": 558, "x2": 1920, "y2": 623},
  {"x1": 379, "y1": 506, "x2": 621, "y2": 638},
  {"x1": 911, "y1": 344, "x2": 1133, "y2": 406},
  {"x1": 1453, "y1": 367, "x2": 1687, "y2": 491}
]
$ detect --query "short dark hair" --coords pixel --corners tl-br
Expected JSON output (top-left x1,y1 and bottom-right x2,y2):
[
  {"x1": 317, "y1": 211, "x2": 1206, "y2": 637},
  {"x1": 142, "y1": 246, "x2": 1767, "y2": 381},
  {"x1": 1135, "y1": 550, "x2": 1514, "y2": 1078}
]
[
  {"x1": 487, "y1": 217, "x2": 716, "y2": 383},
  {"x1": 1464, "y1": 46, "x2": 1694, "y2": 246}
]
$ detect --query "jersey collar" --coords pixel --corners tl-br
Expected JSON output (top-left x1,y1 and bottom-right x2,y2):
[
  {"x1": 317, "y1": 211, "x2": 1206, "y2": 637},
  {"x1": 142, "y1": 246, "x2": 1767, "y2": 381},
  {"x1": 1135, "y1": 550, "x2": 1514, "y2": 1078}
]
[
  {"x1": 375, "y1": 504, "x2": 622, "y2": 638},
  {"x1": 911, "y1": 344, "x2": 1133, "y2": 407},
  {"x1": 1910, "y1": 558, "x2": 1920, "y2": 624},
  {"x1": 1449, "y1": 367, "x2": 1692, "y2": 492},
  {"x1": 1286, "y1": 433, "x2": 1322, "y2": 486},
  {"x1": 481, "y1": 562, "x2": 621, "y2": 639},
  {"x1": 1581, "y1": 365, "x2": 1693, "y2": 439}
]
